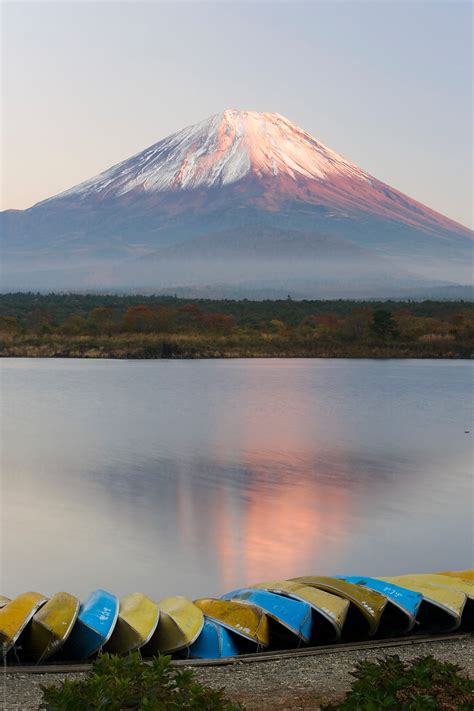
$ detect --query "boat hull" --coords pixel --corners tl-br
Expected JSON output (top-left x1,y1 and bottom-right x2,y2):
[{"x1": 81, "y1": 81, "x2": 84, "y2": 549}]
[
  {"x1": 252, "y1": 580, "x2": 349, "y2": 641},
  {"x1": 221, "y1": 588, "x2": 312, "y2": 645},
  {"x1": 193, "y1": 598, "x2": 270, "y2": 648},
  {"x1": 0, "y1": 592, "x2": 47, "y2": 654},
  {"x1": 188, "y1": 619, "x2": 241, "y2": 659},
  {"x1": 291, "y1": 576, "x2": 387, "y2": 638},
  {"x1": 62, "y1": 589, "x2": 118, "y2": 659},
  {"x1": 142, "y1": 597, "x2": 203, "y2": 655},
  {"x1": 338, "y1": 576, "x2": 421, "y2": 634},
  {"x1": 381, "y1": 577, "x2": 466, "y2": 632},
  {"x1": 385, "y1": 575, "x2": 473, "y2": 630},
  {"x1": 105, "y1": 593, "x2": 160, "y2": 654},
  {"x1": 21, "y1": 592, "x2": 80, "y2": 662}
]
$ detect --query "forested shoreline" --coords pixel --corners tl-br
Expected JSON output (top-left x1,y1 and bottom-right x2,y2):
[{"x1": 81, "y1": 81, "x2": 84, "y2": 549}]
[{"x1": 0, "y1": 293, "x2": 472, "y2": 359}]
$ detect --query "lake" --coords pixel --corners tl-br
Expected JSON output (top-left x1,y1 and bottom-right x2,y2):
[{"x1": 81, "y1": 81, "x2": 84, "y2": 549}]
[{"x1": 1, "y1": 358, "x2": 472, "y2": 601}]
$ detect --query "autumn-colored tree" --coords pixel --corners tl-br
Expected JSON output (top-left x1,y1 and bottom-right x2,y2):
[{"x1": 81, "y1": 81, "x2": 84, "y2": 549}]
[
  {"x1": 339, "y1": 307, "x2": 372, "y2": 340},
  {"x1": 306, "y1": 314, "x2": 339, "y2": 329},
  {"x1": 156, "y1": 306, "x2": 175, "y2": 333},
  {"x1": 122, "y1": 305, "x2": 157, "y2": 332},
  {"x1": 177, "y1": 303, "x2": 203, "y2": 328},
  {"x1": 205, "y1": 313, "x2": 236, "y2": 334}
]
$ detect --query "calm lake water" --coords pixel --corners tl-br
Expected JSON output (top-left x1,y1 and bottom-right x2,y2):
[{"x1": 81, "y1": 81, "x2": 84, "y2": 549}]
[{"x1": 1, "y1": 358, "x2": 472, "y2": 600}]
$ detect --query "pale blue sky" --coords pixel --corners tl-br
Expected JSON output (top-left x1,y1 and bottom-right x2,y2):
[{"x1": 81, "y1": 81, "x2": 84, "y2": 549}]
[{"x1": 2, "y1": 0, "x2": 472, "y2": 226}]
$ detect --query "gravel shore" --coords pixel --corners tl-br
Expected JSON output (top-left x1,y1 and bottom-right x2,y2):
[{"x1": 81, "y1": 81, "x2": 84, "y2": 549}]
[{"x1": 1, "y1": 636, "x2": 473, "y2": 711}]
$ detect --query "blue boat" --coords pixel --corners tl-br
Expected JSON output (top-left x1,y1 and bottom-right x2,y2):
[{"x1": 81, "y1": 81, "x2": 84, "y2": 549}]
[
  {"x1": 187, "y1": 618, "x2": 241, "y2": 659},
  {"x1": 62, "y1": 589, "x2": 119, "y2": 659},
  {"x1": 338, "y1": 576, "x2": 422, "y2": 633},
  {"x1": 221, "y1": 588, "x2": 312, "y2": 643}
]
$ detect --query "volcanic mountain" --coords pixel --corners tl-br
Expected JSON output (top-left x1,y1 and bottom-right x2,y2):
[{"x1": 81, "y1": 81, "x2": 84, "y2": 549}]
[{"x1": 2, "y1": 109, "x2": 472, "y2": 295}]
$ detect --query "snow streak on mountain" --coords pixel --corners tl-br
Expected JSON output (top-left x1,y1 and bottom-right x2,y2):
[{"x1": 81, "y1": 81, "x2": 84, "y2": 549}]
[{"x1": 52, "y1": 110, "x2": 371, "y2": 197}]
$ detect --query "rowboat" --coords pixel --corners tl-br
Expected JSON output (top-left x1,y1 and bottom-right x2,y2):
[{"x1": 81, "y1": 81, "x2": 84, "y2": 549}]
[
  {"x1": 338, "y1": 576, "x2": 422, "y2": 634},
  {"x1": 393, "y1": 574, "x2": 474, "y2": 599},
  {"x1": 193, "y1": 598, "x2": 270, "y2": 648},
  {"x1": 187, "y1": 618, "x2": 241, "y2": 659},
  {"x1": 21, "y1": 592, "x2": 80, "y2": 662},
  {"x1": 385, "y1": 574, "x2": 473, "y2": 630},
  {"x1": 142, "y1": 597, "x2": 203, "y2": 655},
  {"x1": 381, "y1": 577, "x2": 466, "y2": 632},
  {"x1": 252, "y1": 580, "x2": 349, "y2": 641},
  {"x1": 221, "y1": 588, "x2": 312, "y2": 645},
  {"x1": 0, "y1": 596, "x2": 11, "y2": 609},
  {"x1": 291, "y1": 576, "x2": 387, "y2": 638},
  {"x1": 62, "y1": 589, "x2": 118, "y2": 659},
  {"x1": 437, "y1": 569, "x2": 474, "y2": 582},
  {"x1": 105, "y1": 593, "x2": 160, "y2": 654},
  {"x1": 0, "y1": 592, "x2": 47, "y2": 655}
]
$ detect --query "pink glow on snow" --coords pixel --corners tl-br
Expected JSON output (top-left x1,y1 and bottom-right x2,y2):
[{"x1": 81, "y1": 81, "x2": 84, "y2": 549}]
[{"x1": 44, "y1": 109, "x2": 472, "y2": 239}]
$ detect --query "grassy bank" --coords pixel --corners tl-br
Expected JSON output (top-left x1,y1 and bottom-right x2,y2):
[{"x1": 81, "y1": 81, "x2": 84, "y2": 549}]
[
  {"x1": 1, "y1": 293, "x2": 472, "y2": 358},
  {"x1": 1, "y1": 332, "x2": 472, "y2": 359}
]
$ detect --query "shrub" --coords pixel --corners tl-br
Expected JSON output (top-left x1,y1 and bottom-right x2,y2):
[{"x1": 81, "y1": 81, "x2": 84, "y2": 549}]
[
  {"x1": 322, "y1": 655, "x2": 473, "y2": 710},
  {"x1": 40, "y1": 652, "x2": 244, "y2": 710}
]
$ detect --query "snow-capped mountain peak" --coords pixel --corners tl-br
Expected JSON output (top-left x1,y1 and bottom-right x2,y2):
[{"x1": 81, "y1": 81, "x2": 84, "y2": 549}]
[
  {"x1": 3, "y1": 108, "x2": 471, "y2": 293},
  {"x1": 53, "y1": 109, "x2": 371, "y2": 201}
]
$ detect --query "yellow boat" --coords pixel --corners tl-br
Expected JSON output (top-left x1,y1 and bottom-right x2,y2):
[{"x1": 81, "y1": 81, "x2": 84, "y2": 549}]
[
  {"x1": 291, "y1": 576, "x2": 387, "y2": 638},
  {"x1": 393, "y1": 574, "x2": 474, "y2": 599},
  {"x1": 0, "y1": 592, "x2": 47, "y2": 654},
  {"x1": 436, "y1": 569, "x2": 474, "y2": 582},
  {"x1": 21, "y1": 592, "x2": 80, "y2": 662},
  {"x1": 416, "y1": 574, "x2": 474, "y2": 628},
  {"x1": 105, "y1": 593, "x2": 160, "y2": 654},
  {"x1": 252, "y1": 580, "x2": 349, "y2": 641},
  {"x1": 0, "y1": 596, "x2": 11, "y2": 609},
  {"x1": 142, "y1": 596, "x2": 203, "y2": 655},
  {"x1": 194, "y1": 598, "x2": 270, "y2": 648},
  {"x1": 382, "y1": 577, "x2": 466, "y2": 631}
]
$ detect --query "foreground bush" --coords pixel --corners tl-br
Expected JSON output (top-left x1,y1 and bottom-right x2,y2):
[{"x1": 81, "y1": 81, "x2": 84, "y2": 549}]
[
  {"x1": 322, "y1": 655, "x2": 473, "y2": 710},
  {"x1": 40, "y1": 652, "x2": 244, "y2": 710}
]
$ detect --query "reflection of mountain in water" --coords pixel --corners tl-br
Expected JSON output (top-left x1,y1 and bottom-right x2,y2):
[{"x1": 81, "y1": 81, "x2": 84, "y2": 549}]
[
  {"x1": 93, "y1": 446, "x2": 413, "y2": 593},
  {"x1": 3, "y1": 359, "x2": 472, "y2": 598}
]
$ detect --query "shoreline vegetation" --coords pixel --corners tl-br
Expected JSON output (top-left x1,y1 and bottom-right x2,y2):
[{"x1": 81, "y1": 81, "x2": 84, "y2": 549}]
[{"x1": 0, "y1": 293, "x2": 472, "y2": 359}]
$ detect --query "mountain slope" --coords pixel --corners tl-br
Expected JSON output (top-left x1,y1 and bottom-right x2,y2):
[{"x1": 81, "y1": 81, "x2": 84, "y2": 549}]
[{"x1": 1, "y1": 109, "x2": 471, "y2": 294}]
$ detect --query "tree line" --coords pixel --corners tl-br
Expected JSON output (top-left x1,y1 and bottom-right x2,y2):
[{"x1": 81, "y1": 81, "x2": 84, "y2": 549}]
[{"x1": 0, "y1": 293, "x2": 472, "y2": 358}]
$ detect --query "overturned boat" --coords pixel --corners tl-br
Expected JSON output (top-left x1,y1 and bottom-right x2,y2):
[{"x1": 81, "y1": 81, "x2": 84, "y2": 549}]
[
  {"x1": 0, "y1": 592, "x2": 47, "y2": 655},
  {"x1": 105, "y1": 592, "x2": 160, "y2": 654},
  {"x1": 338, "y1": 576, "x2": 422, "y2": 634},
  {"x1": 381, "y1": 576, "x2": 466, "y2": 632},
  {"x1": 385, "y1": 574, "x2": 473, "y2": 630},
  {"x1": 194, "y1": 598, "x2": 270, "y2": 649},
  {"x1": 62, "y1": 589, "x2": 118, "y2": 660},
  {"x1": 142, "y1": 596, "x2": 203, "y2": 655},
  {"x1": 187, "y1": 618, "x2": 241, "y2": 659},
  {"x1": 252, "y1": 580, "x2": 349, "y2": 641},
  {"x1": 21, "y1": 592, "x2": 80, "y2": 663},
  {"x1": 291, "y1": 576, "x2": 387, "y2": 638},
  {"x1": 221, "y1": 588, "x2": 312, "y2": 646}
]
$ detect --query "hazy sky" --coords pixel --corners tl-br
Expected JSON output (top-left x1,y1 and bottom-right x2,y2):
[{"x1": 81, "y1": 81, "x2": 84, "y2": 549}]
[{"x1": 2, "y1": 0, "x2": 472, "y2": 226}]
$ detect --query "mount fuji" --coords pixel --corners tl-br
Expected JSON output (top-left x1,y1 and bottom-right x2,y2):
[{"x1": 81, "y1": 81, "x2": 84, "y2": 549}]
[{"x1": 1, "y1": 109, "x2": 472, "y2": 296}]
